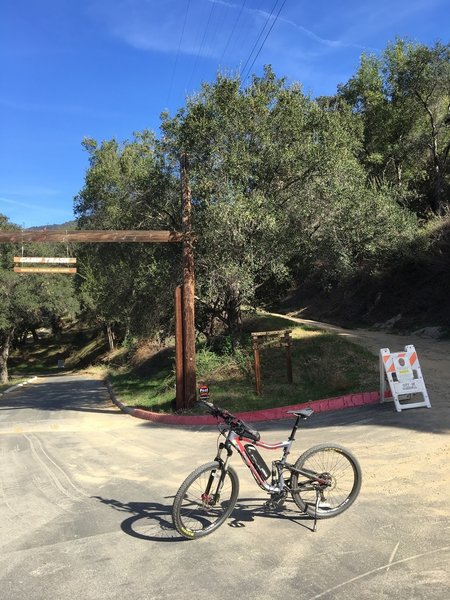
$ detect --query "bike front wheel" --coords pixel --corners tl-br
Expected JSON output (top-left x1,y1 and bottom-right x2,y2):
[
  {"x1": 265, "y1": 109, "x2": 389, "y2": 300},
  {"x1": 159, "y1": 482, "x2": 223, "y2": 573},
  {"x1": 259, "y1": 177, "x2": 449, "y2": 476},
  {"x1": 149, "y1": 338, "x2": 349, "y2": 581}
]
[
  {"x1": 172, "y1": 461, "x2": 239, "y2": 539},
  {"x1": 290, "y1": 443, "x2": 362, "y2": 519}
]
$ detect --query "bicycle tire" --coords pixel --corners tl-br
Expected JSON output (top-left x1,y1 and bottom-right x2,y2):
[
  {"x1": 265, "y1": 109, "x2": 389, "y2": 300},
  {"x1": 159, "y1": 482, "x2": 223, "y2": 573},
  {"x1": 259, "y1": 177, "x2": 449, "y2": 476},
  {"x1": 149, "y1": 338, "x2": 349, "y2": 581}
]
[
  {"x1": 290, "y1": 443, "x2": 362, "y2": 519},
  {"x1": 172, "y1": 461, "x2": 239, "y2": 539}
]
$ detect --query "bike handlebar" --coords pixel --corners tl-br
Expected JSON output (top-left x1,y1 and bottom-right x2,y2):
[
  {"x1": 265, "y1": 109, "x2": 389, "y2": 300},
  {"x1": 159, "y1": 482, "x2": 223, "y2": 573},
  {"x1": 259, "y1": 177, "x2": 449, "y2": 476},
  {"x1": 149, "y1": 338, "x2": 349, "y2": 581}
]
[
  {"x1": 196, "y1": 400, "x2": 260, "y2": 442},
  {"x1": 197, "y1": 399, "x2": 234, "y2": 422}
]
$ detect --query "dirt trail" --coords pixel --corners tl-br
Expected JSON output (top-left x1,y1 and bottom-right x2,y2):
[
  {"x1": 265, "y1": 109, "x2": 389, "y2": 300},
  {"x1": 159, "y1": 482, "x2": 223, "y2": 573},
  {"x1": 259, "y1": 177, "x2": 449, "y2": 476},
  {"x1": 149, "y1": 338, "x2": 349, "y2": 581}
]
[
  {"x1": 269, "y1": 313, "x2": 450, "y2": 503},
  {"x1": 273, "y1": 312, "x2": 450, "y2": 410}
]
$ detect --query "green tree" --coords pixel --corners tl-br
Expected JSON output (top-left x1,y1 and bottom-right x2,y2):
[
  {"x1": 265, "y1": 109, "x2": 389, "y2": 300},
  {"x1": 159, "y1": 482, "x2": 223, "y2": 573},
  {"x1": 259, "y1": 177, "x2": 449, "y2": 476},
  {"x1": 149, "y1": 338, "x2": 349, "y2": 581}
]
[
  {"x1": 161, "y1": 67, "x2": 415, "y2": 335},
  {"x1": 0, "y1": 215, "x2": 79, "y2": 383},
  {"x1": 339, "y1": 39, "x2": 450, "y2": 215},
  {"x1": 74, "y1": 132, "x2": 181, "y2": 346},
  {"x1": 75, "y1": 65, "x2": 419, "y2": 344},
  {"x1": 161, "y1": 68, "x2": 319, "y2": 335}
]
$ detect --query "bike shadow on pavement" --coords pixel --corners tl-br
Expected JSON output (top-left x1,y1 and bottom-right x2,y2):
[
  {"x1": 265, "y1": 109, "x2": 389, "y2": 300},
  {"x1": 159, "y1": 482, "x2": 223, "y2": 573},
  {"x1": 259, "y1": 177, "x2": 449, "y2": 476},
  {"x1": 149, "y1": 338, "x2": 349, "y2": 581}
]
[
  {"x1": 93, "y1": 495, "x2": 314, "y2": 543},
  {"x1": 228, "y1": 497, "x2": 314, "y2": 531},
  {"x1": 93, "y1": 496, "x2": 182, "y2": 542}
]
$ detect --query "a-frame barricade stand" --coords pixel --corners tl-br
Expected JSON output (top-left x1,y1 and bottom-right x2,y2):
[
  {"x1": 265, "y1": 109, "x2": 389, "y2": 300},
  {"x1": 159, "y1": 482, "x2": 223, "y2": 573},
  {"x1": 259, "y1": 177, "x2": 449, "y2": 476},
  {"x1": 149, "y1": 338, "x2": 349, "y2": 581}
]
[{"x1": 380, "y1": 345, "x2": 431, "y2": 412}]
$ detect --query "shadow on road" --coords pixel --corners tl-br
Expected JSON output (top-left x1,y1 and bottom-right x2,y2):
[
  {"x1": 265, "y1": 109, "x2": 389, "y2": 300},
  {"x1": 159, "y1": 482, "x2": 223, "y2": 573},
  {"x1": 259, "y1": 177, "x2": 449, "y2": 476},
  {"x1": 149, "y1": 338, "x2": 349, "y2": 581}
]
[
  {"x1": 0, "y1": 380, "x2": 118, "y2": 414},
  {"x1": 93, "y1": 495, "x2": 314, "y2": 543}
]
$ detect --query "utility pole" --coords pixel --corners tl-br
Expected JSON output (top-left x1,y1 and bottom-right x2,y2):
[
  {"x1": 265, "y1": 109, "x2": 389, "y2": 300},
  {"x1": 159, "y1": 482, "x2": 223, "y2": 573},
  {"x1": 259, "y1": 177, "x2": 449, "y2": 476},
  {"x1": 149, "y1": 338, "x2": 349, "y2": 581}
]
[
  {"x1": 174, "y1": 286, "x2": 184, "y2": 410},
  {"x1": 180, "y1": 153, "x2": 197, "y2": 408}
]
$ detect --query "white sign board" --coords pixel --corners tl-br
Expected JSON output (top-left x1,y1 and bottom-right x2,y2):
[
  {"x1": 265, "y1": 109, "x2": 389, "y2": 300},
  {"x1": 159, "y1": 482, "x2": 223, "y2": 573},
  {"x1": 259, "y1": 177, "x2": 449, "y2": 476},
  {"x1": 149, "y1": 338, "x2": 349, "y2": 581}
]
[
  {"x1": 380, "y1": 345, "x2": 431, "y2": 412},
  {"x1": 14, "y1": 256, "x2": 77, "y2": 264}
]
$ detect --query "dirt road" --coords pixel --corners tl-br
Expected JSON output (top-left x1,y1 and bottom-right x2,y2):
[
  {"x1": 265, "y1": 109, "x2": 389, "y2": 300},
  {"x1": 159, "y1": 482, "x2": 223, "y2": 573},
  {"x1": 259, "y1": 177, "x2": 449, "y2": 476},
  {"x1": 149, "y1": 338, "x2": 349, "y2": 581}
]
[{"x1": 274, "y1": 314, "x2": 450, "y2": 498}]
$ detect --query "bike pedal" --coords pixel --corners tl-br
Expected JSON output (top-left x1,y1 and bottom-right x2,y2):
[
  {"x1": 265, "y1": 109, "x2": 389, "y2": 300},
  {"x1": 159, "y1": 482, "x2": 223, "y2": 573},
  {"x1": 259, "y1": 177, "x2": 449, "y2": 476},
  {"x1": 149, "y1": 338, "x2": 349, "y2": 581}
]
[{"x1": 264, "y1": 499, "x2": 285, "y2": 511}]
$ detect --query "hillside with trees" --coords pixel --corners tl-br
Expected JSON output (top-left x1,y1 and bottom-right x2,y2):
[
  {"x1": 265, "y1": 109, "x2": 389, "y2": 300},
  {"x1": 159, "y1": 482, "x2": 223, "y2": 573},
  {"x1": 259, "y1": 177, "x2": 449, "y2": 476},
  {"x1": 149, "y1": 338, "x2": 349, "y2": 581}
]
[
  {"x1": 1, "y1": 39, "x2": 449, "y2": 387},
  {"x1": 0, "y1": 216, "x2": 79, "y2": 383}
]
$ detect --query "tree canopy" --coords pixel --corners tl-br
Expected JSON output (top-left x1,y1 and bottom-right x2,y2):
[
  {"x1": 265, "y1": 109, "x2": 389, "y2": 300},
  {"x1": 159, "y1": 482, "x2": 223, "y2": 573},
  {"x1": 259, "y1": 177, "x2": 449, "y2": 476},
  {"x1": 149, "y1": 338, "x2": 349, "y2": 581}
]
[
  {"x1": 75, "y1": 58, "x2": 424, "y2": 343},
  {"x1": 339, "y1": 39, "x2": 450, "y2": 216},
  {"x1": 0, "y1": 215, "x2": 79, "y2": 382},
  {"x1": 3, "y1": 38, "x2": 447, "y2": 375}
]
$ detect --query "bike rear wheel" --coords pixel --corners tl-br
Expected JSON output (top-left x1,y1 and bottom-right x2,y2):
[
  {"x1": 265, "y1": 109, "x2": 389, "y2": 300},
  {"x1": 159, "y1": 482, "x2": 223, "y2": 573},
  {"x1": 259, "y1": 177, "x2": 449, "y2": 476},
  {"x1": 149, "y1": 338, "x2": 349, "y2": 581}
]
[
  {"x1": 172, "y1": 461, "x2": 239, "y2": 539},
  {"x1": 290, "y1": 443, "x2": 362, "y2": 519}
]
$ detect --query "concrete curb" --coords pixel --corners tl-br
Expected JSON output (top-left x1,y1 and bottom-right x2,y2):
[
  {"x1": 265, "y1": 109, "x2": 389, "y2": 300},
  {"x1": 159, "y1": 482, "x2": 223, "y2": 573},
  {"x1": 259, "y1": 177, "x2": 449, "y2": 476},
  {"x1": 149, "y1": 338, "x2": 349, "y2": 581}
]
[
  {"x1": 0, "y1": 375, "x2": 38, "y2": 397},
  {"x1": 105, "y1": 377, "x2": 381, "y2": 425}
]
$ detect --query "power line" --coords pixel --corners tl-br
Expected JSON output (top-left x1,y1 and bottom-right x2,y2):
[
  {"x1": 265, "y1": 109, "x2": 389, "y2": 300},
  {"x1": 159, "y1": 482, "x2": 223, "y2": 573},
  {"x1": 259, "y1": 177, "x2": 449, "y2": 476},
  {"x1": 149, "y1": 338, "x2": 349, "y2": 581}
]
[
  {"x1": 242, "y1": 0, "x2": 287, "y2": 82},
  {"x1": 168, "y1": 0, "x2": 289, "y2": 107},
  {"x1": 219, "y1": 0, "x2": 248, "y2": 67},
  {"x1": 166, "y1": 0, "x2": 192, "y2": 107},
  {"x1": 239, "y1": 0, "x2": 282, "y2": 82},
  {"x1": 186, "y1": 0, "x2": 217, "y2": 92},
  {"x1": 203, "y1": 1, "x2": 225, "y2": 70}
]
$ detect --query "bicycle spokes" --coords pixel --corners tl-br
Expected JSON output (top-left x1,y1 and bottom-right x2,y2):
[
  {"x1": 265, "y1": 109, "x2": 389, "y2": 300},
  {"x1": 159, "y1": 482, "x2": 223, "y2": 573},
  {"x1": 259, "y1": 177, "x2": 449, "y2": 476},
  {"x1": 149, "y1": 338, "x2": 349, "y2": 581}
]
[
  {"x1": 172, "y1": 463, "x2": 239, "y2": 539},
  {"x1": 290, "y1": 444, "x2": 362, "y2": 521}
]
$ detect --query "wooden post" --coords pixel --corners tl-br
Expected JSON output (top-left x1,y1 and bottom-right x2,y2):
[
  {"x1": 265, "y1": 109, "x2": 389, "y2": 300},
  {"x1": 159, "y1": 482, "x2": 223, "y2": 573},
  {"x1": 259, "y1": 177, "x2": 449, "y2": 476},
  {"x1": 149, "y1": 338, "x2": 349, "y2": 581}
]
[
  {"x1": 175, "y1": 286, "x2": 184, "y2": 410},
  {"x1": 180, "y1": 153, "x2": 197, "y2": 408},
  {"x1": 285, "y1": 331, "x2": 293, "y2": 383},
  {"x1": 252, "y1": 335, "x2": 262, "y2": 395}
]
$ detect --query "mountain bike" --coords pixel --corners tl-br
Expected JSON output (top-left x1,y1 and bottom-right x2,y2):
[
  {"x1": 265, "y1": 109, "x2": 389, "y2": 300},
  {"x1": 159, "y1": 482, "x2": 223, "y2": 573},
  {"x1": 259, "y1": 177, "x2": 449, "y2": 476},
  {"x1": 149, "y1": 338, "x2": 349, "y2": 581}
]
[{"x1": 172, "y1": 400, "x2": 362, "y2": 539}]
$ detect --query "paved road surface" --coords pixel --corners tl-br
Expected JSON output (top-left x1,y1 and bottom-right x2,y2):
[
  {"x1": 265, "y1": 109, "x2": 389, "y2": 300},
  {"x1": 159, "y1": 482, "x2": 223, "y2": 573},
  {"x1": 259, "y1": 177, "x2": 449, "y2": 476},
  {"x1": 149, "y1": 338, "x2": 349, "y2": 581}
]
[{"x1": 0, "y1": 337, "x2": 449, "y2": 600}]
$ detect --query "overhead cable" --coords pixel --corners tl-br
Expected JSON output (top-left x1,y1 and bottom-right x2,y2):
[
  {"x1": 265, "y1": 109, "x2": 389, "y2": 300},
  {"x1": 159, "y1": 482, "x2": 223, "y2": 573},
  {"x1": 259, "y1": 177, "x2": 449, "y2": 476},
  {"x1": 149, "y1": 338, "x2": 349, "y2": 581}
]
[
  {"x1": 219, "y1": 0, "x2": 248, "y2": 67},
  {"x1": 241, "y1": 0, "x2": 288, "y2": 84},
  {"x1": 167, "y1": 0, "x2": 192, "y2": 107}
]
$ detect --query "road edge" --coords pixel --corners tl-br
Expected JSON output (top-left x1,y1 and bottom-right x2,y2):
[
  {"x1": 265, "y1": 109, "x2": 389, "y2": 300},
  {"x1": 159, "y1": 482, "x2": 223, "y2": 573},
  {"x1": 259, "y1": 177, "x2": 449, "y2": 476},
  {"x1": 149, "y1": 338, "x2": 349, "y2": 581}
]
[
  {"x1": 105, "y1": 378, "x2": 381, "y2": 425},
  {"x1": 0, "y1": 375, "x2": 38, "y2": 397}
]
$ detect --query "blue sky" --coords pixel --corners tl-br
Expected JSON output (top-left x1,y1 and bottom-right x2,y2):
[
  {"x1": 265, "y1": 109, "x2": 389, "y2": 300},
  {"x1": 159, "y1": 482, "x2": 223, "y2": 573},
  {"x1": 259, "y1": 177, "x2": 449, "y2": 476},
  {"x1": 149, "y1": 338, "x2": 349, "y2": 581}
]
[{"x1": 1, "y1": 0, "x2": 448, "y2": 227}]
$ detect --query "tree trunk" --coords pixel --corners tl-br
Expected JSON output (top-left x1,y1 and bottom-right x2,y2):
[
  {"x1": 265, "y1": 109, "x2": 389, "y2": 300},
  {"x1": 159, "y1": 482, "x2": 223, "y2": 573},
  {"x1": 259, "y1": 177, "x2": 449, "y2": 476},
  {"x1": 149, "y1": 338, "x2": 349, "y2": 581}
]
[
  {"x1": 431, "y1": 155, "x2": 447, "y2": 216},
  {"x1": 106, "y1": 323, "x2": 115, "y2": 352},
  {"x1": 0, "y1": 332, "x2": 11, "y2": 384},
  {"x1": 396, "y1": 162, "x2": 402, "y2": 188},
  {"x1": 225, "y1": 287, "x2": 242, "y2": 340},
  {"x1": 51, "y1": 316, "x2": 63, "y2": 340},
  {"x1": 419, "y1": 93, "x2": 447, "y2": 215}
]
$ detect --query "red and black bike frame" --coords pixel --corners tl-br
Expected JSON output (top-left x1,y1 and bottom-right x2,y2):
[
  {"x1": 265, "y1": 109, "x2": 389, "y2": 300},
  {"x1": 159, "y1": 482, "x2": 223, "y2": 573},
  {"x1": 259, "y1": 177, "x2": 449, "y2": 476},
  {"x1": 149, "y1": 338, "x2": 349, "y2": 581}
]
[{"x1": 215, "y1": 414, "x2": 307, "y2": 494}]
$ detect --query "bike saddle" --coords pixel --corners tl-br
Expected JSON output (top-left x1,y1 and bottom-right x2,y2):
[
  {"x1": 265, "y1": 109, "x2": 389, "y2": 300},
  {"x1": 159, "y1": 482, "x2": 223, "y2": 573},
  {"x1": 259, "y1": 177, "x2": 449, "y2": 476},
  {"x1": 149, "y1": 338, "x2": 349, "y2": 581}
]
[{"x1": 286, "y1": 408, "x2": 314, "y2": 419}]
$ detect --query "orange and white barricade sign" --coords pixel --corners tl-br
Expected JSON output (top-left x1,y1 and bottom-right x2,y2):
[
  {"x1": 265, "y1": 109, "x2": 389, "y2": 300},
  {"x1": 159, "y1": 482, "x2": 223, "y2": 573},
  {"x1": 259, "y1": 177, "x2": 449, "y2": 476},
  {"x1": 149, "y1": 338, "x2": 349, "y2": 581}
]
[{"x1": 380, "y1": 345, "x2": 431, "y2": 412}]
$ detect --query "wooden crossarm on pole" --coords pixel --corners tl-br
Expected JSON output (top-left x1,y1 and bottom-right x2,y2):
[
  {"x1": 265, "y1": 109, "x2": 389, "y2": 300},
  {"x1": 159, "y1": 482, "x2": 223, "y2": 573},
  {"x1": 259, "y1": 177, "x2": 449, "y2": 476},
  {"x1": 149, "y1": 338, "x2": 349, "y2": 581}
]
[{"x1": 0, "y1": 230, "x2": 184, "y2": 243}]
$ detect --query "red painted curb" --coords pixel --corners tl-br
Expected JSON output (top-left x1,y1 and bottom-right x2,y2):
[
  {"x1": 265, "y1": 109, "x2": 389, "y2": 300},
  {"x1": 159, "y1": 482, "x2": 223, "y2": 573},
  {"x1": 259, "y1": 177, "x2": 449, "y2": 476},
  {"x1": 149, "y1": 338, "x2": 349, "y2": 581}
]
[{"x1": 107, "y1": 380, "x2": 381, "y2": 425}]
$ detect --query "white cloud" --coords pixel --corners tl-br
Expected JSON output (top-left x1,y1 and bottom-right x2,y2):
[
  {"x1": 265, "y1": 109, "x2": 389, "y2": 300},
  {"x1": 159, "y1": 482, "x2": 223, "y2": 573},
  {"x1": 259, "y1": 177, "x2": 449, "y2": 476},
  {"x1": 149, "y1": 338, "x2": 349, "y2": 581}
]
[
  {"x1": 0, "y1": 197, "x2": 74, "y2": 228},
  {"x1": 0, "y1": 196, "x2": 70, "y2": 213},
  {"x1": 0, "y1": 197, "x2": 40, "y2": 210},
  {"x1": 87, "y1": 0, "x2": 373, "y2": 69},
  {"x1": 0, "y1": 186, "x2": 61, "y2": 198},
  {"x1": 213, "y1": 0, "x2": 349, "y2": 49},
  {"x1": 87, "y1": 0, "x2": 206, "y2": 55}
]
